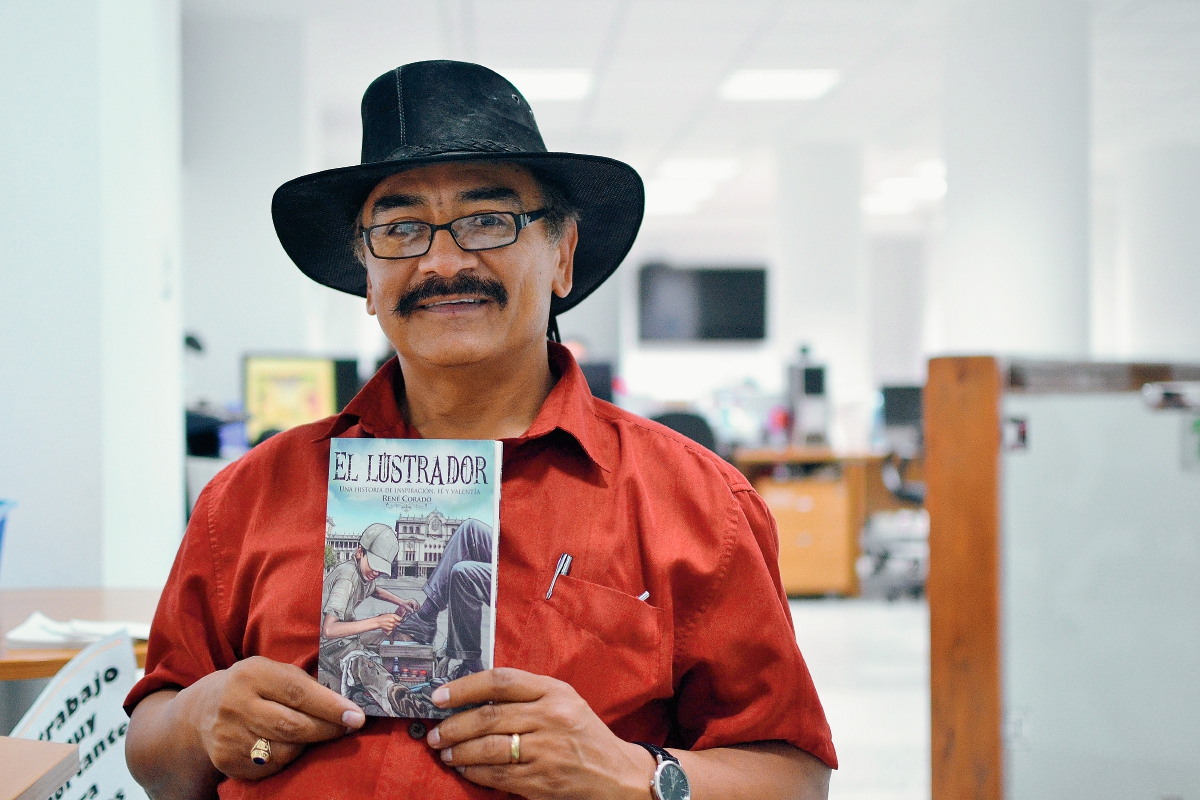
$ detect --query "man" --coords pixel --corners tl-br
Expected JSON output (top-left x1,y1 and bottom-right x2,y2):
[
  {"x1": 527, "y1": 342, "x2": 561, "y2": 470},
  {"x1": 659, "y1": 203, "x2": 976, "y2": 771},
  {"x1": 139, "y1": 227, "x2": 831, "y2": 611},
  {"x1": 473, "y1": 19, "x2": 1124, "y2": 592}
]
[
  {"x1": 317, "y1": 523, "x2": 418, "y2": 697},
  {"x1": 125, "y1": 61, "x2": 835, "y2": 800},
  {"x1": 394, "y1": 517, "x2": 494, "y2": 680}
]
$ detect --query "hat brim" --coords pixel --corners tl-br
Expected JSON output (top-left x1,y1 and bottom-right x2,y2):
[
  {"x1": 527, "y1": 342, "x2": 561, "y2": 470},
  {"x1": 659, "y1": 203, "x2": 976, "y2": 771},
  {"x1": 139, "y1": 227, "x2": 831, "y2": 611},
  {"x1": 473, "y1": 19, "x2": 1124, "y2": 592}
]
[
  {"x1": 364, "y1": 550, "x2": 393, "y2": 575},
  {"x1": 271, "y1": 152, "x2": 645, "y2": 317}
]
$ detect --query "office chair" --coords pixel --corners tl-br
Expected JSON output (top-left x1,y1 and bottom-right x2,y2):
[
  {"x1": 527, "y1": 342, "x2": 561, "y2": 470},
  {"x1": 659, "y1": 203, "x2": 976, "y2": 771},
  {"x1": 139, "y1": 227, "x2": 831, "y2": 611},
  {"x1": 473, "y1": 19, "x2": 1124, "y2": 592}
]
[{"x1": 650, "y1": 412, "x2": 718, "y2": 452}]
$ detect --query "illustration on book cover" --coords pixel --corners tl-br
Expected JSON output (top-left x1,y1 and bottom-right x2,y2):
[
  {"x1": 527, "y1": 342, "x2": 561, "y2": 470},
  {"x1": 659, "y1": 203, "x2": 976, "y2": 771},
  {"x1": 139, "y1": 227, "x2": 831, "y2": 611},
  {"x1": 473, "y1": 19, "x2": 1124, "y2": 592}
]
[{"x1": 320, "y1": 437, "x2": 501, "y2": 719}]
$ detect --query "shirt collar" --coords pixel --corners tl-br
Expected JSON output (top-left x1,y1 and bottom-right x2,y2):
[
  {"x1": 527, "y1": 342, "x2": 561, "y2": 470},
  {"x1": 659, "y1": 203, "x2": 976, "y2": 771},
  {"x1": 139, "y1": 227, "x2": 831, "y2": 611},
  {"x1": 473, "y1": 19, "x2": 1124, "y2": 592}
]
[
  {"x1": 313, "y1": 358, "x2": 410, "y2": 442},
  {"x1": 515, "y1": 342, "x2": 613, "y2": 473},
  {"x1": 313, "y1": 342, "x2": 613, "y2": 474}
]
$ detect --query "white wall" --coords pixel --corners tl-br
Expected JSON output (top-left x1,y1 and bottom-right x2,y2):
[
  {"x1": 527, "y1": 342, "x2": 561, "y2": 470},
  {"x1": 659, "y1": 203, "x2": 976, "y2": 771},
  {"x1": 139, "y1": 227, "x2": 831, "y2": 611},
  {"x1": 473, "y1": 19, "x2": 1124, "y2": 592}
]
[
  {"x1": 0, "y1": 0, "x2": 183, "y2": 588},
  {"x1": 870, "y1": 236, "x2": 926, "y2": 386},
  {"x1": 776, "y1": 142, "x2": 873, "y2": 449},
  {"x1": 557, "y1": 273, "x2": 620, "y2": 363},
  {"x1": 1111, "y1": 145, "x2": 1200, "y2": 360},
  {"x1": 937, "y1": 0, "x2": 1090, "y2": 357},
  {"x1": 181, "y1": 15, "x2": 366, "y2": 408}
]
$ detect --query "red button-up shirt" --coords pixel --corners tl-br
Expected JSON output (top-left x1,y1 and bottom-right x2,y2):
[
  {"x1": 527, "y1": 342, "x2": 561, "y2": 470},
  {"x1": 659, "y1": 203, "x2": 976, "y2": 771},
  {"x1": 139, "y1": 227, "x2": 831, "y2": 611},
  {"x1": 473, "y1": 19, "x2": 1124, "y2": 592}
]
[{"x1": 127, "y1": 344, "x2": 836, "y2": 798}]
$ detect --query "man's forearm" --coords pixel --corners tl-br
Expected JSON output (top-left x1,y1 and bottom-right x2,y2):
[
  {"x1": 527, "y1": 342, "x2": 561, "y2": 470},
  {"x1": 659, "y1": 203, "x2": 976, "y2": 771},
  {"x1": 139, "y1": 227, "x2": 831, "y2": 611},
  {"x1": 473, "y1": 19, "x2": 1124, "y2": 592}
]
[
  {"x1": 667, "y1": 741, "x2": 830, "y2": 800},
  {"x1": 127, "y1": 688, "x2": 222, "y2": 800}
]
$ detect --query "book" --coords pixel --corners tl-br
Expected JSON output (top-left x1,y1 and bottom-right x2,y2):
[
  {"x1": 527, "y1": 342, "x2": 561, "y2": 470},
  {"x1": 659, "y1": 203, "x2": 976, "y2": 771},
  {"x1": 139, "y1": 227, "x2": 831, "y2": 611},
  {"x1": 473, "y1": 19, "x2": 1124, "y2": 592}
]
[
  {"x1": 0, "y1": 736, "x2": 78, "y2": 800},
  {"x1": 320, "y1": 438, "x2": 501, "y2": 719}
]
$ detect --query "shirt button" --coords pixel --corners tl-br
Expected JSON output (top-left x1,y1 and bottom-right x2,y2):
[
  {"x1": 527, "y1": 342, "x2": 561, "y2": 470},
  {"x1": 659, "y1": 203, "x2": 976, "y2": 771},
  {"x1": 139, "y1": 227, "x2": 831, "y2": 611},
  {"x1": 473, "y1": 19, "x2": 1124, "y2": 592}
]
[{"x1": 409, "y1": 720, "x2": 428, "y2": 740}]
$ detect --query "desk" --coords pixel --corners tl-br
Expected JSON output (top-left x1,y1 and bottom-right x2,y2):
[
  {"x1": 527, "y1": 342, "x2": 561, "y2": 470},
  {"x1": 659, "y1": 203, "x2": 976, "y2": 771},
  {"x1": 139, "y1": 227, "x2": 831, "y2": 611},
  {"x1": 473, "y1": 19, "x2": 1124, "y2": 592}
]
[
  {"x1": 0, "y1": 589, "x2": 159, "y2": 681},
  {"x1": 733, "y1": 447, "x2": 923, "y2": 596}
]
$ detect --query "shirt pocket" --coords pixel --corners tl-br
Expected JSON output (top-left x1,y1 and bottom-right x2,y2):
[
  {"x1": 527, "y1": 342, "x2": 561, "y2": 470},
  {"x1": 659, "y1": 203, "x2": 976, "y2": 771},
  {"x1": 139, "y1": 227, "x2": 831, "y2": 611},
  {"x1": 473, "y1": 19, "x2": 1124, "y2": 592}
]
[{"x1": 517, "y1": 571, "x2": 671, "y2": 723}]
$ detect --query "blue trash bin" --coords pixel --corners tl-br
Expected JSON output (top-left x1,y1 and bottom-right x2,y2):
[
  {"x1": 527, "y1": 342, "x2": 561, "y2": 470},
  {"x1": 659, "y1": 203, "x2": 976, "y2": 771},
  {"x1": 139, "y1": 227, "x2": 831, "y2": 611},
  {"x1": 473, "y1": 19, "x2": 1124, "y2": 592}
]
[{"x1": 0, "y1": 499, "x2": 12, "y2": 575}]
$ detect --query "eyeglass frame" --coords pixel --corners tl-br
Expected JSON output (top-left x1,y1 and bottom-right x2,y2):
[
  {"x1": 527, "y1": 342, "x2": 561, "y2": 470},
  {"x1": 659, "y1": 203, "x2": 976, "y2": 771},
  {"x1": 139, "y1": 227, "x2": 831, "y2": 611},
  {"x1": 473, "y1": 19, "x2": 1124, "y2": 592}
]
[{"x1": 360, "y1": 209, "x2": 548, "y2": 260}]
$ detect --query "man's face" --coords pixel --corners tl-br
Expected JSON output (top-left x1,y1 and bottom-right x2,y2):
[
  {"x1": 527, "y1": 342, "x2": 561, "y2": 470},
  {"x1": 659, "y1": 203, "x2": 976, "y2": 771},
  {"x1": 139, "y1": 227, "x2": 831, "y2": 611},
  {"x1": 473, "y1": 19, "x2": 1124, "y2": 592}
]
[
  {"x1": 361, "y1": 161, "x2": 576, "y2": 369},
  {"x1": 357, "y1": 547, "x2": 383, "y2": 581}
]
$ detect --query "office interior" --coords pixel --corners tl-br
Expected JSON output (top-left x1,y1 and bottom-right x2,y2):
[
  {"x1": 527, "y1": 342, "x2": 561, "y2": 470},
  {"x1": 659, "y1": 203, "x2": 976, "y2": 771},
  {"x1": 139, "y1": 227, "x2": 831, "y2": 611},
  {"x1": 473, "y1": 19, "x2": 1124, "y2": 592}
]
[{"x1": 1, "y1": 1, "x2": 1198, "y2": 798}]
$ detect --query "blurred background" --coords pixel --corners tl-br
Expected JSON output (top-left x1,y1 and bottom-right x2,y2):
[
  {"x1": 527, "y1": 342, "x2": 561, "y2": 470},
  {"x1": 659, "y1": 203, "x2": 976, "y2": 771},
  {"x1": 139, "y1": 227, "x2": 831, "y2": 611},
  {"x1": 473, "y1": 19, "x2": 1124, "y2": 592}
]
[{"x1": 2, "y1": 1, "x2": 1200, "y2": 798}]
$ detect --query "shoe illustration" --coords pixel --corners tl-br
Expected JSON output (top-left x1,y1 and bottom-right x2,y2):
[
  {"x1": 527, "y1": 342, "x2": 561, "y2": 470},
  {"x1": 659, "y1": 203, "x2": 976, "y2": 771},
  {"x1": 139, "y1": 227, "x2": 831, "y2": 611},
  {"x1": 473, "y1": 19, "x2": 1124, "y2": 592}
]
[{"x1": 394, "y1": 612, "x2": 437, "y2": 645}]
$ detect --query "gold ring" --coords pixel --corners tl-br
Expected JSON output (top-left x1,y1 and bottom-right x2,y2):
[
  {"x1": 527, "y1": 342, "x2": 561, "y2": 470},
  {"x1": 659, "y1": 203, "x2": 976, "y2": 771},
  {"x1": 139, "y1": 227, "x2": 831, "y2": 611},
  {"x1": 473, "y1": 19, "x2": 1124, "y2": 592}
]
[
  {"x1": 509, "y1": 733, "x2": 520, "y2": 764},
  {"x1": 251, "y1": 737, "x2": 272, "y2": 765}
]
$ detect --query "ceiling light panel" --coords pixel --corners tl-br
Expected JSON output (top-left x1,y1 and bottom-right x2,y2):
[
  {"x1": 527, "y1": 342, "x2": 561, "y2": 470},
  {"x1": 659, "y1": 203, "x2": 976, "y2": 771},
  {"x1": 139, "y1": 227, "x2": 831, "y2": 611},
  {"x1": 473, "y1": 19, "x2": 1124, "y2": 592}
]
[
  {"x1": 644, "y1": 158, "x2": 741, "y2": 216},
  {"x1": 496, "y1": 69, "x2": 592, "y2": 101},
  {"x1": 719, "y1": 69, "x2": 840, "y2": 101},
  {"x1": 861, "y1": 158, "x2": 947, "y2": 216}
]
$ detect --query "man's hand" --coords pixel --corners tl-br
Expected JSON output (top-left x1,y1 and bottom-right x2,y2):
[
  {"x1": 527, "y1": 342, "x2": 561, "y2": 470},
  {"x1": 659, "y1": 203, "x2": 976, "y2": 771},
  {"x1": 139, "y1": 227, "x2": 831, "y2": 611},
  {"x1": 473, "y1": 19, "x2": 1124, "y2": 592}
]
[
  {"x1": 424, "y1": 668, "x2": 652, "y2": 800},
  {"x1": 185, "y1": 656, "x2": 366, "y2": 780}
]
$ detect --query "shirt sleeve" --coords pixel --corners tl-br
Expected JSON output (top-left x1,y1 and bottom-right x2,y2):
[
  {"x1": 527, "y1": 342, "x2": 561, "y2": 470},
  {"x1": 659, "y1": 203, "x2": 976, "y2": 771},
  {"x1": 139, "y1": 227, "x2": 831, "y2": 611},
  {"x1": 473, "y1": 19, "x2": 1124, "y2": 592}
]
[
  {"x1": 124, "y1": 472, "x2": 240, "y2": 715},
  {"x1": 671, "y1": 486, "x2": 838, "y2": 769},
  {"x1": 322, "y1": 572, "x2": 355, "y2": 621}
]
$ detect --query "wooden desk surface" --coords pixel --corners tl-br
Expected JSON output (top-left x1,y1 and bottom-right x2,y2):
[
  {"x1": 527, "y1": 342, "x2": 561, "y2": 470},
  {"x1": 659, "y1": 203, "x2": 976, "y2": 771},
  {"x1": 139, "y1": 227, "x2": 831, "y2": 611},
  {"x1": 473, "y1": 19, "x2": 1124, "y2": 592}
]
[
  {"x1": 0, "y1": 589, "x2": 159, "y2": 681},
  {"x1": 732, "y1": 446, "x2": 862, "y2": 467}
]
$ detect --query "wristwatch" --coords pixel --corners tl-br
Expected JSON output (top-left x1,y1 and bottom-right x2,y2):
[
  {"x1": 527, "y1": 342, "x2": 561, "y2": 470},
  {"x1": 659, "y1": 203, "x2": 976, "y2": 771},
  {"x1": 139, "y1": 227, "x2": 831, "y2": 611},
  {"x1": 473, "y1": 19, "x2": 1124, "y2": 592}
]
[{"x1": 634, "y1": 742, "x2": 691, "y2": 800}]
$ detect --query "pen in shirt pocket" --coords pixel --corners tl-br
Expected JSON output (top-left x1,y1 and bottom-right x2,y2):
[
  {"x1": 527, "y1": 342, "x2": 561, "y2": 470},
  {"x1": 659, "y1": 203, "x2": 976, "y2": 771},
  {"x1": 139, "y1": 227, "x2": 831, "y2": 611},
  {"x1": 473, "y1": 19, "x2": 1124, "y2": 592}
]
[
  {"x1": 544, "y1": 553, "x2": 651, "y2": 603},
  {"x1": 546, "y1": 553, "x2": 573, "y2": 599}
]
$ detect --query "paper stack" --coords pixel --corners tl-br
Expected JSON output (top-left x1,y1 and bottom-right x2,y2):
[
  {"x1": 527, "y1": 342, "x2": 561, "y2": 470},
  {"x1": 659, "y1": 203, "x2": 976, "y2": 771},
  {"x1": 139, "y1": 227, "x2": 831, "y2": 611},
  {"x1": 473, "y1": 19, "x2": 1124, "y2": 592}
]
[{"x1": 4, "y1": 611, "x2": 151, "y2": 648}]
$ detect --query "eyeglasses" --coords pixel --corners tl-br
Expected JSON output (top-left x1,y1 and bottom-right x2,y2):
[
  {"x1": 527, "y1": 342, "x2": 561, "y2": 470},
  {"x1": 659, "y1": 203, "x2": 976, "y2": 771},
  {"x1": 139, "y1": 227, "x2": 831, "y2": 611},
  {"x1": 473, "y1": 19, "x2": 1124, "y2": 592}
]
[{"x1": 361, "y1": 209, "x2": 547, "y2": 260}]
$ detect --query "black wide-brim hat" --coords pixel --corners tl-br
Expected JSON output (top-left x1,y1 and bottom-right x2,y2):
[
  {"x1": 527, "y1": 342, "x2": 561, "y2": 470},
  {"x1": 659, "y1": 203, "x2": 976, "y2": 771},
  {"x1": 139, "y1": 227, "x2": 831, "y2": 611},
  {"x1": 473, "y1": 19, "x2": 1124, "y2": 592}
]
[{"x1": 272, "y1": 60, "x2": 644, "y2": 316}]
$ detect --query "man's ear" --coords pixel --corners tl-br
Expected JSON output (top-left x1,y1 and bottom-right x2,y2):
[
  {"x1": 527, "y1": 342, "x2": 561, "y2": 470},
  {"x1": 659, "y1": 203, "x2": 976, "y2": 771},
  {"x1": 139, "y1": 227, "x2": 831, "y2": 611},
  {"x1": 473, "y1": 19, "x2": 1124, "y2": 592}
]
[
  {"x1": 551, "y1": 218, "x2": 578, "y2": 299},
  {"x1": 365, "y1": 271, "x2": 378, "y2": 316}
]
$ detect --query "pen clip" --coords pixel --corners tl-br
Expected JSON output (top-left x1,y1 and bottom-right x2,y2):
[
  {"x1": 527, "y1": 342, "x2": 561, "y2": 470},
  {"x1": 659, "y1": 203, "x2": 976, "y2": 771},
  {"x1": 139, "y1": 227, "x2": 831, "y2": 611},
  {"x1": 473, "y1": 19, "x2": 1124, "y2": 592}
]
[{"x1": 546, "y1": 553, "x2": 573, "y2": 600}]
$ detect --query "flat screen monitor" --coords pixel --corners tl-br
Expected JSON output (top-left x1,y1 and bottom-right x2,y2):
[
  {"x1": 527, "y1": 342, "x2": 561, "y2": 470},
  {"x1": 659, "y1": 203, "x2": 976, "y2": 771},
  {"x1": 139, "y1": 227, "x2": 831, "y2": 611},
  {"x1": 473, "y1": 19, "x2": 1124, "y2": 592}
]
[
  {"x1": 244, "y1": 356, "x2": 358, "y2": 444},
  {"x1": 882, "y1": 386, "x2": 922, "y2": 427},
  {"x1": 639, "y1": 263, "x2": 766, "y2": 342}
]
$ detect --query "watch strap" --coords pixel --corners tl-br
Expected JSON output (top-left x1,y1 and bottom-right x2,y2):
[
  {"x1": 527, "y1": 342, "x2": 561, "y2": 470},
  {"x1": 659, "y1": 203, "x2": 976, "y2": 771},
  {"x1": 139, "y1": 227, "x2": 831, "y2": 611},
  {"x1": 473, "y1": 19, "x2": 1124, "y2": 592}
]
[{"x1": 633, "y1": 741, "x2": 679, "y2": 765}]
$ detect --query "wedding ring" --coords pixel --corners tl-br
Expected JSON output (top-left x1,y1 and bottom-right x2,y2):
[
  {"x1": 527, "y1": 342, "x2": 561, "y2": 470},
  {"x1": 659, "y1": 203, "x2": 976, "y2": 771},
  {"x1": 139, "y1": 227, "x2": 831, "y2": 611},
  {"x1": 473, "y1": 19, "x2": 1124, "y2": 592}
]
[
  {"x1": 250, "y1": 737, "x2": 272, "y2": 765},
  {"x1": 509, "y1": 733, "x2": 520, "y2": 764}
]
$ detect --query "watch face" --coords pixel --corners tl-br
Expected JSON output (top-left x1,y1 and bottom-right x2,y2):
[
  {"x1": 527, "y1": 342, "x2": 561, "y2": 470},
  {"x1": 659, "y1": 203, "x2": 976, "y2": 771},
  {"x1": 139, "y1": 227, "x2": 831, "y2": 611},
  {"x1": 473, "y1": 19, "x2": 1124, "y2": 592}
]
[{"x1": 654, "y1": 761, "x2": 691, "y2": 800}]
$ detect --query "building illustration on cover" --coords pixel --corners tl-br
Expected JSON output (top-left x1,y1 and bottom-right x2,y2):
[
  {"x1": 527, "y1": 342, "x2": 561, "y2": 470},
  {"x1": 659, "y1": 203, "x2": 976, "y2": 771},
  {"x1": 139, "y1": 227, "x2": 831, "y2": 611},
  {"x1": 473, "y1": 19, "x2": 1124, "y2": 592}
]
[
  {"x1": 327, "y1": 510, "x2": 466, "y2": 579},
  {"x1": 320, "y1": 437, "x2": 501, "y2": 720}
]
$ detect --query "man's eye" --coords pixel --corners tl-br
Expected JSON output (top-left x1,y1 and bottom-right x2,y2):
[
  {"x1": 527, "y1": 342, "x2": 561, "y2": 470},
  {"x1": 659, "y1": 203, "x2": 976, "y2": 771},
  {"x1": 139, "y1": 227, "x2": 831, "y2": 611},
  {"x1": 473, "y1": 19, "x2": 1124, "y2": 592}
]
[
  {"x1": 472, "y1": 214, "x2": 504, "y2": 228},
  {"x1": 382, "y1": 223, "x2": 422, "y2": 238}
]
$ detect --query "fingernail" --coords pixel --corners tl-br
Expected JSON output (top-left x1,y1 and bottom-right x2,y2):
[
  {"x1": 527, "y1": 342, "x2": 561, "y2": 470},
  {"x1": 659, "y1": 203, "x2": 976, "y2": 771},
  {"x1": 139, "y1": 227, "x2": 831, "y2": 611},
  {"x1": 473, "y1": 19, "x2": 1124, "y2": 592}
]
[
  {"x1": 427, "y1": 727, "x2": 440, "y2": 746},
  {"x1": 343, "y1": 709, "x2": 366, "y2": 728},
  {"x1": 432, "y1": 686, "x2": 449, "y2": 706},
  {"x1": 455, "y1": 766, "x2": 466, "y2": 775},
  {"x1": 441, "y1": 747, "x2": 453, "y2": 763}
]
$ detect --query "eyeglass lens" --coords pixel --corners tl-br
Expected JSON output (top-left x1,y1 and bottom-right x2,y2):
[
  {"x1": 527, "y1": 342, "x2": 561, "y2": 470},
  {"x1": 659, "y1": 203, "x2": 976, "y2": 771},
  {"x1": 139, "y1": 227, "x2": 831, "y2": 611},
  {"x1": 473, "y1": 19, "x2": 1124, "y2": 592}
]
[{"x1": 368, "y1": 213, "x2": 519, "y2": 258}]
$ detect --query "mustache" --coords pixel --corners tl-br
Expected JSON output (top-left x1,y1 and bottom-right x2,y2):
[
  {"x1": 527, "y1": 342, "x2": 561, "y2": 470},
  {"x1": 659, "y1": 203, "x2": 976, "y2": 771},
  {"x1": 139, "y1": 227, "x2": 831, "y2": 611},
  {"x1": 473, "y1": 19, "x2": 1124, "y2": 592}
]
[{"x1": 392, "y1": 273, "x2": 509, "y2": 317}]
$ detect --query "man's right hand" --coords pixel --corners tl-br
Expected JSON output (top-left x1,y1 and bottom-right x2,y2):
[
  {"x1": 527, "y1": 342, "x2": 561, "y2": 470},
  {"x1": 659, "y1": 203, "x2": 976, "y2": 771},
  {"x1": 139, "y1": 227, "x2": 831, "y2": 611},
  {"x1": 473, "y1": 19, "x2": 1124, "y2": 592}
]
[{"x1": 184, "y1": 656, "x2": 366, "y2": 780}]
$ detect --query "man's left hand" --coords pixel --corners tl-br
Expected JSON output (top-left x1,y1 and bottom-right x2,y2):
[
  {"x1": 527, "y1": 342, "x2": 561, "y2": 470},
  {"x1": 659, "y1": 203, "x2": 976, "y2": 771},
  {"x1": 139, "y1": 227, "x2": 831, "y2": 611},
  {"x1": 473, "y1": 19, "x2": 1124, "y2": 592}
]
[{"x1": 425, "y1": 667, "x2": 653, "y2": 800}]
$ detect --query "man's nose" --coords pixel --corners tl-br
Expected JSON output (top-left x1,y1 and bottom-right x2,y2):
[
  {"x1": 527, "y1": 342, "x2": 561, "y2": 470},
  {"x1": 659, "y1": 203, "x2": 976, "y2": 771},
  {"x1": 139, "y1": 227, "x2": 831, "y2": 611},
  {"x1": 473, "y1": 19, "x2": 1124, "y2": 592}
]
[{"x1": 417, "y1": 227, "x2": 476, "y2": 277}]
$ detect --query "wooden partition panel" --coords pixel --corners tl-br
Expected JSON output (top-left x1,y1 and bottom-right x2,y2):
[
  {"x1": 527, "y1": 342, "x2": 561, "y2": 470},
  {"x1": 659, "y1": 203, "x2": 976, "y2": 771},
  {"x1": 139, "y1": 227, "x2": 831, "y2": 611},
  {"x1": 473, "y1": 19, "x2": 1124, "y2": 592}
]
[{"x1": 925, "y1": 357, "x2": 1002, "y2": 800}]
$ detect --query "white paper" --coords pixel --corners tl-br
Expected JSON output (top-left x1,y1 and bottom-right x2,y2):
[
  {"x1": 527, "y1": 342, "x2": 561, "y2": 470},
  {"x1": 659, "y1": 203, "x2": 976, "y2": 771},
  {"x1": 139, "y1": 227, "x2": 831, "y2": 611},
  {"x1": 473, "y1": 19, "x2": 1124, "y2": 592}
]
[
  {"x1": 5, "y1": 610, "x2": 151, "y2": 648},
  {"x1": 10, "y1": 631, "x2": 149, "y2": 800}
]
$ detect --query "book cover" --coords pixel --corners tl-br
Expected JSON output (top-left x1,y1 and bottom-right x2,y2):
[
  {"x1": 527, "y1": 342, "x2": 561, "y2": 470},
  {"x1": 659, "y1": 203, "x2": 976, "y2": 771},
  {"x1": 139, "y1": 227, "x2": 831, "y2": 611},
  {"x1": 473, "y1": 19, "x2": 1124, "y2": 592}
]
[{"x1": 320, "y1": 437, "x2": 501, "y2": 719}]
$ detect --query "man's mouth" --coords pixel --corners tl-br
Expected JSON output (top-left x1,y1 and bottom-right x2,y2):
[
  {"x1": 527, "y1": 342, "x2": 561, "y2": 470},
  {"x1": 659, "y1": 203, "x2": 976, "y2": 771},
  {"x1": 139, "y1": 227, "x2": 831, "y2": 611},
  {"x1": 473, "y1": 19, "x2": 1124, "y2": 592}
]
[
  {"x1": 394, "y1": 274, "x2": 509, "y2": 317},
  {"x1": 418, "y1": 297, "x2": 489, "y2": 310}
]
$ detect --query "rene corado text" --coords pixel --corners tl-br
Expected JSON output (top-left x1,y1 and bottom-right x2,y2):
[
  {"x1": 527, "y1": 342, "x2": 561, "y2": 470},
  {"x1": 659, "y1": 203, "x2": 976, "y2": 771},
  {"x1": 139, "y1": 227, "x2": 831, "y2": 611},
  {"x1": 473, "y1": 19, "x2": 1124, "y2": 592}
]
[{"x1": 332, "y1": 451, "x2": 490, "y2": 486}]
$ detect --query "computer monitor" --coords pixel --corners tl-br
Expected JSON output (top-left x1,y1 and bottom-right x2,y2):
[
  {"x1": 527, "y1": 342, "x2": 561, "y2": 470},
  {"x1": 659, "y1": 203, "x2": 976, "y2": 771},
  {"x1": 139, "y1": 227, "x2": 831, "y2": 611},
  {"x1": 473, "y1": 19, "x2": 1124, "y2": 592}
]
[
  {"x1": 638, "y1": 263, "x2": 767, "y2": 341},
  {"x1": 881, "y1": 385, "x2": 923, "y2": 457},
  {"x1": 244, "y1": 356, "x2": 358, "y2": 445},
  {"x1": 882, "y1": 386, "x2": 922, "y2": 427}
]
